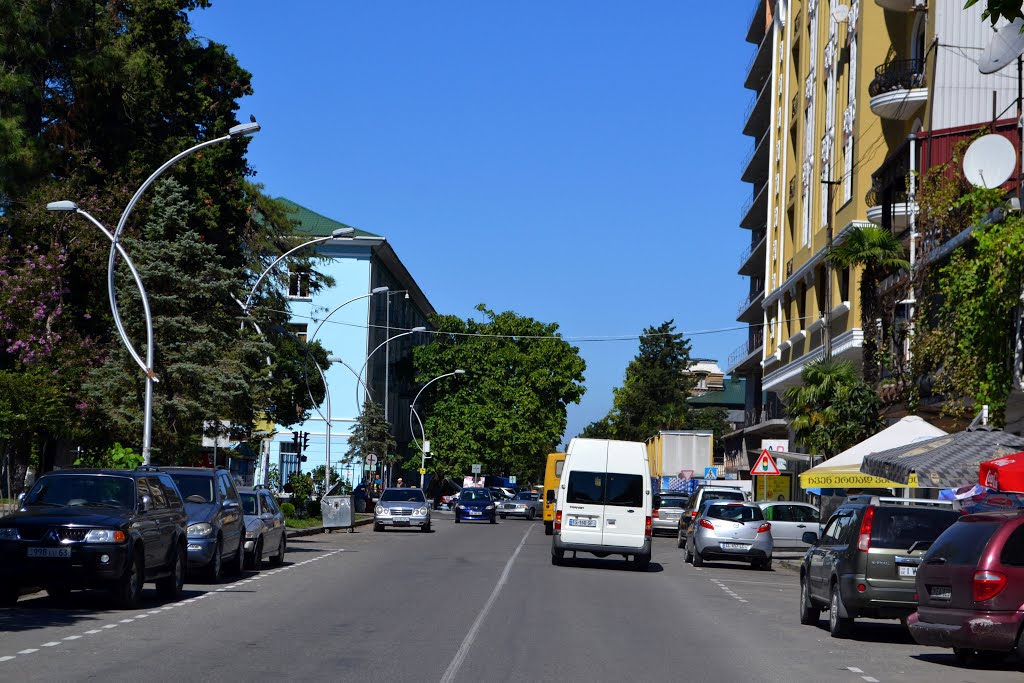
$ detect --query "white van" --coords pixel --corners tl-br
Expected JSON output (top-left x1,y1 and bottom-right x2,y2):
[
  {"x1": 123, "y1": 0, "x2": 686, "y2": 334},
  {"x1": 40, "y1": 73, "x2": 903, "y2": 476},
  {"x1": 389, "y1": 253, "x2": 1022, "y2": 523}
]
[{"x1": 552, "y1": 438, "x2": 653, "y2": 570}]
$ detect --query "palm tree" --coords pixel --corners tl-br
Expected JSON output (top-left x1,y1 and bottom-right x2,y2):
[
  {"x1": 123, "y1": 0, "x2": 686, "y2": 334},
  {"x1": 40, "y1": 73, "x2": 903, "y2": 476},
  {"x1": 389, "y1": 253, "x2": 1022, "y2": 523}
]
[{"x1": 827, "y1": 226, "x2": 910, "y2": 386}]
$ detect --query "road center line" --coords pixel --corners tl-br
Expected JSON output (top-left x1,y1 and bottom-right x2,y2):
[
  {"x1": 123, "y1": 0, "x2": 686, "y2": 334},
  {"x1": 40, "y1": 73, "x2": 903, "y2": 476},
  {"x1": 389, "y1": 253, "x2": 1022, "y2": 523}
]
[{"x1": 439, "y1": 525, "x2": 532, "y2": 683}]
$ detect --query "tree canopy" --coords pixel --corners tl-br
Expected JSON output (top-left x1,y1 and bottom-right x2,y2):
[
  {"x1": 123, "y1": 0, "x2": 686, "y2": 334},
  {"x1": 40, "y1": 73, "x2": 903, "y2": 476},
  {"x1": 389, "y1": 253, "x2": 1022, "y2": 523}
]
[
  {"x1": 411, "y1": 305, "x2": 586, "y2": 483},
  {"x1": 964, "y1": 0, "x2": 1024, "y2": 24}
]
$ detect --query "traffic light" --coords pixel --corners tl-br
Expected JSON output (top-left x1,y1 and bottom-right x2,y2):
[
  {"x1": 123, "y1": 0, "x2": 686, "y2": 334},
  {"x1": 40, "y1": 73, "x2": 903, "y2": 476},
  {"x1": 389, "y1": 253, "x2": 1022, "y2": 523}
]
[
  {"x1": 291, "y1": 431, "x2": 300, "y2": 447},
  {"x1": 302, "y1": 432, "x2": 310, "y2": 450}
]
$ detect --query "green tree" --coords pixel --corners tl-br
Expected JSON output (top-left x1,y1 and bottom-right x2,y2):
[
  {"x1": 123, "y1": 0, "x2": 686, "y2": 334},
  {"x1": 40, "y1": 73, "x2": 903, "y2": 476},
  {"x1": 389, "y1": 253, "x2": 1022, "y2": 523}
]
[
  {"x1": 345, "y1": 399, "x2": 396, "y2": 481},
  {"x1": 783, "y1": 358, "x2": 882, "y2": 458},
  {"x1": 412, "y1": 305, "x2": 586, "y2": 484},
  {"x1": 964, "y1": 0, "x2": 1024, "y2": 24},
  {"x1": 827, "y1": 226, "x2": 910, "y2": 387}
]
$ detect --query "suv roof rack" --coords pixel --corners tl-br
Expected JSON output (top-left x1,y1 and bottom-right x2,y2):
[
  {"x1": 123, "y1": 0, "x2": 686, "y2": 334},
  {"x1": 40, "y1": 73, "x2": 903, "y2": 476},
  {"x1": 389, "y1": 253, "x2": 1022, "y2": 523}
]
[
  {"x1": 844, "y1": 494, "x2": 955, "y2": 508},
  {"x1": 135, "y1": 465, "x2": 162, "y2": 472}
]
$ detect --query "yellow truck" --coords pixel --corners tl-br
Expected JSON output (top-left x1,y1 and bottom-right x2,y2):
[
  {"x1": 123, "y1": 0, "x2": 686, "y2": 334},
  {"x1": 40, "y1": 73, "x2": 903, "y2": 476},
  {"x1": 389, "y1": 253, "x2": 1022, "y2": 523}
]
[{"x1": 542, "y1": 452, "x2": 566, "y2": 536}]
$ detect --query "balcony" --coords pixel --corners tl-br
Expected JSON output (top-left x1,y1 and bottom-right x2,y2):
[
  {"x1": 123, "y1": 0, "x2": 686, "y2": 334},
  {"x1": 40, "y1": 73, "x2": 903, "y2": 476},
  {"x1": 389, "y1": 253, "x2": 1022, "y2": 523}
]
[
  {"x1": 875, "y1": 0, "x2": 917, "y2": 10},
  {"x1": 726, "y1": 326, "x2": 765, "y2": 375},
  {"x1": 743, "y1": 80, "x2": 772, "y2": 137},
  {"x1": 868, "y1": 136, "x2": 916, "y2": 231},
  {"x1": 869, "y1": 58, "x2": 927, "y2": 120},
  {"x1": 741, "y1": 131, "x2": 770, "y2": 184},
  {"x1": 745, "y1": 0, "x2": 768, "y2": 45},
  {"x1": 866, "y1": 188, "x2": 915, "y2": 230},
  {"x1": 737, "y1": 285, "x2": 766, "y2": 323},
  {"x1": 740, "y1": 181, "x2": 768, "y2": 229},
  {"x1": 745, "y1": 30, "x2": 773, "y2": 91},
  {"x1": 738, "y1": 230, "x2": 767, "y2": 275}
]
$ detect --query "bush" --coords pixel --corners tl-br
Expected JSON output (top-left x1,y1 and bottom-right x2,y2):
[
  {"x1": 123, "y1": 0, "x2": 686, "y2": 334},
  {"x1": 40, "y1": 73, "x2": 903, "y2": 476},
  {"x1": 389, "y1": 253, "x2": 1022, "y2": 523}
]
[
  {"x1": 305, "y1": 498, "x2": 321, "y2": 518},
  {"x1": 280, "y1": 502, "x2": 296, "y2": 517}
]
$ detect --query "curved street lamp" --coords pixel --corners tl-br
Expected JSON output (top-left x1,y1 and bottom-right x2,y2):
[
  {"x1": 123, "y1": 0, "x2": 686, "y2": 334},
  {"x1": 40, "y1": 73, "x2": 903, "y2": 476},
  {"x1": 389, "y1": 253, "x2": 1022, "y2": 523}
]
[
  {"x1": 354, "y1": 326, "x2": 426, "y2": 410},
  {"x1": 102, "y1": 121, "x2": 261, "y2": 464},
  {"x1": 409, "y1": 369, "x2": 466, "y2": 488},
  {"x1": 308, "y1": 287, "x2": 389, "y2": 344}
]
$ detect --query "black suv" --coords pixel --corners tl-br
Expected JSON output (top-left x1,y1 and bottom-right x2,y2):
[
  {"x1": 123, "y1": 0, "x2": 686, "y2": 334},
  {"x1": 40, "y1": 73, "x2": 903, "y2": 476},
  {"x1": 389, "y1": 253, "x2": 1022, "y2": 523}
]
[
  {"x1": 162, "y1": 467, "x2": 245, "y2": 582},
  {"x1": 798, "y1": 495, "x2": 960, "y2": 638},
  {"x1": 0, "y1": 468, "x2": 187, "y2": 608}
]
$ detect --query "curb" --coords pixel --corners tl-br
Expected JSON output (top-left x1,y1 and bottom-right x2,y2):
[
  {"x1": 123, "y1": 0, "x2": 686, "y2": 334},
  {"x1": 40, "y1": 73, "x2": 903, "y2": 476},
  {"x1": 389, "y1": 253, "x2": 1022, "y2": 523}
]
[{"x1": 286, "y1": 517, "x2": 374, "y2": 538}]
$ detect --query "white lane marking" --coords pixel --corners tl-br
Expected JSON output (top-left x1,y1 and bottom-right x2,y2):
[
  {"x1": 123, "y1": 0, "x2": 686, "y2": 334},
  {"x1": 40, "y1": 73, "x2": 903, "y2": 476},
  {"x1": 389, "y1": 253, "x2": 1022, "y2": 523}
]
[
  {"x1": 863, "y1": 678, "x2": 879, "y2": 683},
  {"x1": 119, "y1": 618, "x2": 135, "y2": 623},
  {"x1": 440, "y1": 525, "x2": 532, "y2": 683},
  {"x1": 848, "y1": 668, "x2": 863, "y2": 674},
  {"x1": 62, "y1": 636, "x2": 81, "y2": 641},
  {"x1": 0, "y1": 656, "x2": 14, "y2": 662},
  {"x1": 17, "y1": 649, "x2": 38, "y2": 655},
  {"x1": 714, "y1": 579, "x2": 796, "y2": 586},
  {"x1": 83, "y1": 630, "x2": 102, "y2": 635},
  {"x1": 41, "y1": 642, "x2": 60, "y2": 647},
  {"x1": 102, "y1": 624, "x2": 116, "y2": 629}
]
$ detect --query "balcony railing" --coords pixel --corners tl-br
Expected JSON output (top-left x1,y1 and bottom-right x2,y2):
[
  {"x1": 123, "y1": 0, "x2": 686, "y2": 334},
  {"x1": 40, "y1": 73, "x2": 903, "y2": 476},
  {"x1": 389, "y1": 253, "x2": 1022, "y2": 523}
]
[
  {"x1": 737, "y1": 284, "x2": 765, "y2": 316},
  {"x1": 744, "y1": 394, "x2": 786, "y2": 427},
  {"x1": 865, "y1": 187, "x2": 909, "y2": 207},
  {"x1": 727, "y1": 326, "x2": 765, "y2": 368},
  {"x1": 738, "y1": 229, "x2": 767, "y2": 268},
  {"x1": 740, "y1": 130, "x2": 769, "y2": 176},
  {"x1": 868, "y1": 58, "x2": 925, "y2": 97}
]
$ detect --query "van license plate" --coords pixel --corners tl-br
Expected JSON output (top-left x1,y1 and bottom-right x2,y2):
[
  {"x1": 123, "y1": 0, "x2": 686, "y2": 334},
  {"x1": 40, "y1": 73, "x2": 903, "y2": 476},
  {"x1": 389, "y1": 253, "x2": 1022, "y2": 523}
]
[
  {"x1": 898, "y1": 565, "x2": 917, "y2": 577},
  {"x1": 28, "y1": 547, "x2": 70, "y2": 558},
  {"x1": 568, "y1": 518, "x2": 596, "y2": 528}
]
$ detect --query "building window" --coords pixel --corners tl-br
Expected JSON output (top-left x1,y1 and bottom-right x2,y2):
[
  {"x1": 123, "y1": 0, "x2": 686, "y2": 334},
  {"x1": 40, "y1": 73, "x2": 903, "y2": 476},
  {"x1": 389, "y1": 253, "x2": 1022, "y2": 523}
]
[
  {"x1": 839, "y1": 267, "x2": 850, "y2": 303},
  {"x1": 288, "y1": 323, "x2": 308, "y2": 344},
  {"x1": 280, "y1": 442, "x2": 299, "y2": 486},
  {"x1": 288, "y1": 268, "x2": 310, "y2": 299}
]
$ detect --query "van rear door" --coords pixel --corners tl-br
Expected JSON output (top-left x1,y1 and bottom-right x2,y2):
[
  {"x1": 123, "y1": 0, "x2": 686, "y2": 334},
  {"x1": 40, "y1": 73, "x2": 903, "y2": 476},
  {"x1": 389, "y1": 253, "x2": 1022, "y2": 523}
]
[
  {"x1": 601, "y1": 441, "x2": 648, "y2": 550},
  {"x1": 560, "y1": 440, "x2": 608, "y2": 547}
]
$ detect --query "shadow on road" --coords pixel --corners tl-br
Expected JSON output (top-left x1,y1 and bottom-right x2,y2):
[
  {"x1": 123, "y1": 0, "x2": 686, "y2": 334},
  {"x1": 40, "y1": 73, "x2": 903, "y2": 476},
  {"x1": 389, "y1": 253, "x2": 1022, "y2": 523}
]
[
  {"x1": 805, "y1": 619, "x2": 915, "y2": 645},
  {"x1": 912, "y1": 651, "x2": 1023, "y2": 673},
  {"x1": 556, "y1": 556, "x2": 665, "y2": 573}
]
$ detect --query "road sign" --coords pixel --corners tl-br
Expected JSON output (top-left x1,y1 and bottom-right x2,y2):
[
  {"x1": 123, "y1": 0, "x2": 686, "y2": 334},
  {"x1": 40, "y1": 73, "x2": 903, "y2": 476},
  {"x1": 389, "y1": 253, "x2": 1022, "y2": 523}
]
[
  {"x1": 751, "y1": 449, "x2": 781, "y2": 476},
  {"x1": 418, "y1": 467, "x2": 426, "y2": 475},
  {"x1": 471, "y1": 463, "x2": 482, "y2": 474},
  {"x1": 509, "y1": 476, "x2": 517, "y2": 484},
  {"x1": 704, "y1": 467, "x2": 718, "y2": 480}
]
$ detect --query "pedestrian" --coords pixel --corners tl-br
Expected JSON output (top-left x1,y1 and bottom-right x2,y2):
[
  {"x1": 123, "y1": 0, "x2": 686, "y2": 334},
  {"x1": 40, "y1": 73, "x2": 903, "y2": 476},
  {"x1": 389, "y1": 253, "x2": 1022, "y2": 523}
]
[{"x1": 396, "y1": 477, "x2": 404, "y2": 488}]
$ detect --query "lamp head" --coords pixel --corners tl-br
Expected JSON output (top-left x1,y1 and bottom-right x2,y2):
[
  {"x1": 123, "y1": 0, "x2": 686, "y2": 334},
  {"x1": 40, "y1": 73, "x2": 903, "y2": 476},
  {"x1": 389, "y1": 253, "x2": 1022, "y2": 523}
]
[
  {"x1": 46, "y1": 200, "x2": 78, "y2": 212},
  {"x1": 371, "y1": 286, "x2": 389, "y2": 294},
  {"x1": 330, "y1": 227, "x2": 355, "y2": 238},
  {"x1": 229, "y1": 121, "x2": 261, "y2": 137},
  {"x1": 454, "y1": 369, "x2": 466, "y2": 375},
  {"x1": 411, "y1": 326, "x2": 426, "y2": 333}
]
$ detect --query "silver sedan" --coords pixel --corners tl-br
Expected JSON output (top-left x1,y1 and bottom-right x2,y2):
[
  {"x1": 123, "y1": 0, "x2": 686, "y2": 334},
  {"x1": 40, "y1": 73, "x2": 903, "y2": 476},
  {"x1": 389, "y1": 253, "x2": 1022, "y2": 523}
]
[
  {"x1": 685, "y1": 501, "x2": 773, "y2": 570},
  {"x1": 498, "y1": 491, "x2": 541, "y2": 520},
  {"x1": 374, "y1": 488, "x2": 431, "y2": 532}
]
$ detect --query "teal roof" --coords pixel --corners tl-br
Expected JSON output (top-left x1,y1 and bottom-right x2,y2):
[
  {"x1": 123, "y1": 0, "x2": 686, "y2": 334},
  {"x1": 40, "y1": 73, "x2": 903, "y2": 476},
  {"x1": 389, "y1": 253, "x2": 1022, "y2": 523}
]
[
  {"x1": 687, "y1": 377, "x2": 746, "y2": 408},
  {"x1": 275, "y1": 198, "x2": 380, "y2": 238}
]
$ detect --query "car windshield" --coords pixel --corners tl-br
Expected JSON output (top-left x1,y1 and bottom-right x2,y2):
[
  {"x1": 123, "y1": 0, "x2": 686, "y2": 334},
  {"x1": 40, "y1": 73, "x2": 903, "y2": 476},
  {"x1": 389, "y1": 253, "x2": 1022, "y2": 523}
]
[
  {"x1": 702, "y1": 490, "x2": 745, "y2": 503},
  {"x1": 27, "y1": 475, "x2": 135, "y2": 509},
  {"x1": 240, "y1": 493, "x2": 258, "y2": 515},
  {"x1": 513, "y1": 492, "x2": 534, "y2": 500},
  {"x1": 461, "y1": 489, "x2": 491, "y2": 502},
  {"x1": 707, "y1": 504, "x2": 763, "y2": 523},
  {"x1": 170, "y1": 474, "x2": 215, "y2": 504},
  {"x1": 870, "y1": 508, "x2": 960, "y2": 550},
  {"x1": 380, "y1": 489, "x2": 426, "y2": 503}
]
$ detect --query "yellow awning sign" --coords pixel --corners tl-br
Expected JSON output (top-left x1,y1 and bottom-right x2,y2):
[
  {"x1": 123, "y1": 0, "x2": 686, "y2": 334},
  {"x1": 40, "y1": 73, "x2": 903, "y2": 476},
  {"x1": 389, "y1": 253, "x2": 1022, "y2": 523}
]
[{"x1": 800, "y1": 467, "x2": 918, "y2": 489}]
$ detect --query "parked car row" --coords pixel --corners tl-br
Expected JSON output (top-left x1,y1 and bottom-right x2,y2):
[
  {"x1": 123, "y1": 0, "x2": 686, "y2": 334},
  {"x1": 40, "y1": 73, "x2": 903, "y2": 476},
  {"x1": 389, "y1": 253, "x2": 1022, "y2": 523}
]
[{"x1": 0, "y1": 466, "x2": 288, "y2": 610}]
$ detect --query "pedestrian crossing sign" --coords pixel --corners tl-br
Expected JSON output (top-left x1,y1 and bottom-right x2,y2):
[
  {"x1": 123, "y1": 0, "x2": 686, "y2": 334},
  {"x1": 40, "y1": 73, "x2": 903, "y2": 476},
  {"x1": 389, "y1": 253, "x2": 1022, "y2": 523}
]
[{"x1": 750, "y1": 449, "x2": 781, "y2": 476}]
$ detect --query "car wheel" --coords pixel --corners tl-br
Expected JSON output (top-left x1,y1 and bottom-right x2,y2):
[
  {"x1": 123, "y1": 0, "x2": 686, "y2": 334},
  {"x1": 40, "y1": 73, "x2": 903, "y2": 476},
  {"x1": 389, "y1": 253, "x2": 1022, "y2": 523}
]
[
  {"x1": 527, "y1": 508, "x2": 536, "y2": 520},
  {"x1": 246, "y1": 538, "x2": 262, "y2": 570},
  {"x1": 111, "y1": 550, "x2": 144, "y2": 609},
  {"x1": 422, "y1": 522, "x2": 431, "y2": 533},
  {"x1": 454, "y1": 514, "x2": 460, "y2": 524},
  {"x1": 157, "y1": 544, "x2": 186, "y2": 600},
  {"x1": 676, "y1": 531, "x2": 685, "y2": 549},
  {"x1": 829, "y1": 584, "x2": 854, "y2": 638},
  {"x1": 205, "y1": 538, "x2": 223, "y2": 583},
  {"x1": 685, "y1": 548, "x2": 693, "y2": 564},
  {"x1": 544, "y1": 521, "x2": 552, "y2": 535},
  {"x1": 490, "y1": 514, "x2": 497, "y2": 524},
  {"x1": 953, "y1": 647, "x2": 978, "y2": 665},
  {"x1": 692, "y1": 548, "x2": 704, "y2": 567},
  {"x1": 634, "y1": 555, "x2": 651, "y2": 572},
  {"x1": 799, "y1": 576, "x2": 818, "y2": 625},
  {"x1": 373, "y1": 523, "x2": 383, "y2": 532},
  {"x1": 551, "y1": 547, "x2": 565, "y2": 566},
  {"x1": 270, "y1": 534, "x2": 286, "y2": 566}
]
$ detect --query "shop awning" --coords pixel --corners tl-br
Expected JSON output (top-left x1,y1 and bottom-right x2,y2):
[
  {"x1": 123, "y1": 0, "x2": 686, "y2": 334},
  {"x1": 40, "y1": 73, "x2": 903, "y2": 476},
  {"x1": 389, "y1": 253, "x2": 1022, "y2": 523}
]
[{"x1": 799, "y1": 416, "x2": 945, "y2": 489}]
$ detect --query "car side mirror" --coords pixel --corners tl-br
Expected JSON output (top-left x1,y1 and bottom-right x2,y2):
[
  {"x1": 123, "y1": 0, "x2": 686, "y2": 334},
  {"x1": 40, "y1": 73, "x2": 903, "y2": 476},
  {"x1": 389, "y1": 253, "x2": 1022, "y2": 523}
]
[
  {"x1": 139, "y1": 495, "x2": 152, "y2": 513},
  {"x1": 223, "y1": 500, "x2": 239, "y2": 510},
  {"x1": 546, "y1": 491, "x2": 555, "y2": 503},
  {"x1": 802, "y1": 531, "x2": 819, "y2": 545},
  {"x1": 16, "y1": 492, "x2": 26, "y2": 506},
  {"x1": 260, "y1": 512, "x2": 273, "y2": 521}
]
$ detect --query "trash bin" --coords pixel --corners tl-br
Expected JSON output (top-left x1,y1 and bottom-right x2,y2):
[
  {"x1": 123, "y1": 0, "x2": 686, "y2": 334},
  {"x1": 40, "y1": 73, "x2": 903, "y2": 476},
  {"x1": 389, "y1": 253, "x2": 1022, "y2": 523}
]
[{"x1": 321, "y1": 494, "x2": 354, "y2": 533}]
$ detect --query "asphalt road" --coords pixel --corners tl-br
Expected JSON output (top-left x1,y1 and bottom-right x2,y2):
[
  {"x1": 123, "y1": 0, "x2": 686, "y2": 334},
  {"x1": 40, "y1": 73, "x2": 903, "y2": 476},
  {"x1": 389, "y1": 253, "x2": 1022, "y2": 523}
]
[{"x1": 1, "y1": 513, "x2": 1021, "y2": 682}]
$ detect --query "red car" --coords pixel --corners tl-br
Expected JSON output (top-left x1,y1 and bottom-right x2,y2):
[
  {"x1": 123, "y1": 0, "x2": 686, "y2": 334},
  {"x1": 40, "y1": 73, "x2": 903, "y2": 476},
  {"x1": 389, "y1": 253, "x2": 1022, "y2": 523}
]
[{"x1": 908, "y1": 511, "x2": 1024, "y2": 664}]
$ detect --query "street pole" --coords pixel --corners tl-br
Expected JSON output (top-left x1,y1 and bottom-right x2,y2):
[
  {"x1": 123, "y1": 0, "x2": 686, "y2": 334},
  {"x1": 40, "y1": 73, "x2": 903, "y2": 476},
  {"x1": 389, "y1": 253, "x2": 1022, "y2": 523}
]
[
  {"x1": 105, "y1": 121, "x2": 260, "y2": 464},
  {"x1": 409, "y1": 370, "x2": 465, "y2": 489},
  {"x1": 355, "y1": 327, "x2": 425, "y2": 410}
]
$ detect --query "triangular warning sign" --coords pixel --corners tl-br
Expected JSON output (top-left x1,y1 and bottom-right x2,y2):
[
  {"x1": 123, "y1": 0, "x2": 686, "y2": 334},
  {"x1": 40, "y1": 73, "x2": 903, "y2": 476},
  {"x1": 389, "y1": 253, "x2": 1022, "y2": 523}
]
[{"x1": 750, "y1": 448, "x2": 781, "y2": 476}]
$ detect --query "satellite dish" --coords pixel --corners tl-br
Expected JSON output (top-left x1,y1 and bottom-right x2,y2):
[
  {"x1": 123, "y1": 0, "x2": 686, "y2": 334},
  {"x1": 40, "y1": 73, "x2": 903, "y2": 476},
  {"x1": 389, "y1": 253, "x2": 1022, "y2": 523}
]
[
  {"x1": 979, "y1": 17, "x2": 1024, "y2": 74},
  {"x1": 831, "y1": 4, "x2": 850, "y2": 23},
  {"x1": 963, "y1": 134, "x2": 1017, "y2": 188}
]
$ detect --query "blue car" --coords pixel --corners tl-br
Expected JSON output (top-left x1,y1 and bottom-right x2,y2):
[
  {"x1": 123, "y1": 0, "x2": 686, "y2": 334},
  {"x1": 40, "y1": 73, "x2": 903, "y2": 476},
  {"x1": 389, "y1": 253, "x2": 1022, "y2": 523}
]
[{"x1": 454, "y1": 488, "x2": 497, "y2": 524}]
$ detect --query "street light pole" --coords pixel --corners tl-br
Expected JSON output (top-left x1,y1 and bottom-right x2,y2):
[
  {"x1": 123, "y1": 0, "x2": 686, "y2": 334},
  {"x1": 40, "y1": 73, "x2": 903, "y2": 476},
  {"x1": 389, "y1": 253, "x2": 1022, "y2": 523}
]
[
  {"x1": 409, "y1": 369, "x2": 465, "y2": 489},
  {"x1": 355, "y1": 326, "x2": 426, "y2": 410},
  {"x1": 384, "y1": 290, "x2": 409, "y2": 425},
  {"x1": 105, "y1": 121, "x2": 261, "y2": 464}
]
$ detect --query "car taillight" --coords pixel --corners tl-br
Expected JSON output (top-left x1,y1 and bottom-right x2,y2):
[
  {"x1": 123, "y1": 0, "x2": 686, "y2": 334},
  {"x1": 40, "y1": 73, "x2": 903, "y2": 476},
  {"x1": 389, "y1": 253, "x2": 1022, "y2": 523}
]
[
  {"x1": 973, "y1": 571, "x2": 1007, "y2": 602},
  {"x1": 857, "y1": 506, "x2": 875, "y2": 552},
  {"x1": 652, "y1": 509, "x2": 660, "y2": 519},
  {"x1": 699, "y1": 518, "x2": 715, "y2": 530},
  {"x1": 645, "y1": 516, "x2": 652, "y2": 537},
  {"x1": 691, "y1": 510, "x2": 697, "y2": 519},
  {"x1": 554, "y1": 510, "x2": 562, "y2": 531},
  {"x1": 757, "y1": 522, "x2": 771, "y2": 534}
]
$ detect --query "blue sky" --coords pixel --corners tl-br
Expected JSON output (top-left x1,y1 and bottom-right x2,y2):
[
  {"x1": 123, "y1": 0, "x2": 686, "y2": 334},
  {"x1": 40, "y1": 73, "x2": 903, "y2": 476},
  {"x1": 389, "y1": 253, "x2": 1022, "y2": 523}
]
[{"x1": 189, "y1": 1, "x2": 755, "y2": 445}]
